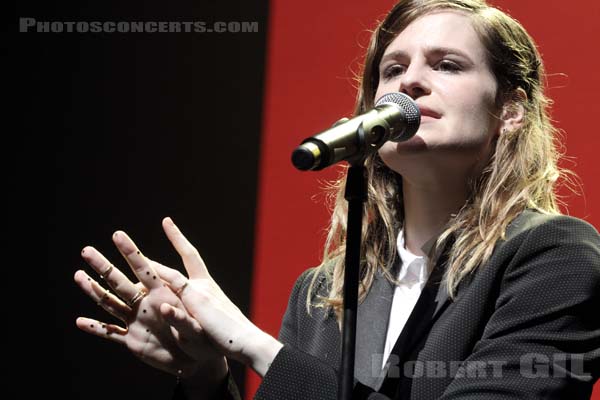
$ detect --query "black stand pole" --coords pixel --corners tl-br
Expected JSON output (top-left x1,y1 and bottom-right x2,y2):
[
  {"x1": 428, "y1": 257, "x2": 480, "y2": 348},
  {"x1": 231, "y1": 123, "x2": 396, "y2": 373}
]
[{"x1": 338, "y1": 162, "x2": 367, "y2": 400}]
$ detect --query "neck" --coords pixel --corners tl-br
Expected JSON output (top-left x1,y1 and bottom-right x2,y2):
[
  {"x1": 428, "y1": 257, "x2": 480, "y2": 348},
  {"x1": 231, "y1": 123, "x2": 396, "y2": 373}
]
[{"x1": 402, "y1": 176, "x2": 468, "y2": 256}]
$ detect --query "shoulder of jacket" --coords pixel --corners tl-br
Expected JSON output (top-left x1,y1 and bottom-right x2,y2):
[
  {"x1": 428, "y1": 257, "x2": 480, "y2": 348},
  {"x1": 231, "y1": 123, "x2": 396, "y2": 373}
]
[
  {"x1": 505, "y1": 209, "x2": 600, "y2": 243},
  {"x1": 291, "y1": 264, "x2": 332, "y2": 296}
]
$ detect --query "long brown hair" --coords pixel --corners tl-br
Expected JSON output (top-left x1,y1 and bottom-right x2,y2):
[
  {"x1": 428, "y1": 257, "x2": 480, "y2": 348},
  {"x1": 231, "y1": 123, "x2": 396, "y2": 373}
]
[{"x1": 307, "y1": 0, "x2": 568, "y2": 321}]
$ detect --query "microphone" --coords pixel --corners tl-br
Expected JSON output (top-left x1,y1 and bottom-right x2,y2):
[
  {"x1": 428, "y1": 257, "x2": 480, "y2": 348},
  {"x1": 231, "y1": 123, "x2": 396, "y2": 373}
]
[{"x1": 291, "y1": 92, "x2": 420, "y2": 171}]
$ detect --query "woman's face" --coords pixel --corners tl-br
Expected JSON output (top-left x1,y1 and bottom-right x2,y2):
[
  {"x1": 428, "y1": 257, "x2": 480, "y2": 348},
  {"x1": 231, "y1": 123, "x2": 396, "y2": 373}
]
[{"x1": 375, "y1": 11, "x2": 500, "y2": 179}]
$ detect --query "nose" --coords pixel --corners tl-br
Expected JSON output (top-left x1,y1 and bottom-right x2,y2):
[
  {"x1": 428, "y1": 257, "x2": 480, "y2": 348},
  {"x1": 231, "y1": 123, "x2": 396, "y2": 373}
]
[{"x1": 398, "y1": 63, "x2": 429, "y2": 100}]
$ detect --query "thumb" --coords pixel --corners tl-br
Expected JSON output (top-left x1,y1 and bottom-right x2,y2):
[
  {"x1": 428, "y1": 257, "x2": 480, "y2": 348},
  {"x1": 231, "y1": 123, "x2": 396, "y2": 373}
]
[{"x1": 162, "y1": 217, "x2": 210, "y2": 280}]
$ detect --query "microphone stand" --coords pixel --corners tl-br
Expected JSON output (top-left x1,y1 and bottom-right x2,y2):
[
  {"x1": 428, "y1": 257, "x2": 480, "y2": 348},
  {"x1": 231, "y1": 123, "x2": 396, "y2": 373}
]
[
  {"x1": 292, "y1": 92, "x2": 419, "y2": 400},
  {"x1": 338, "y1": 161, "x2": 367, "y2": 400}
]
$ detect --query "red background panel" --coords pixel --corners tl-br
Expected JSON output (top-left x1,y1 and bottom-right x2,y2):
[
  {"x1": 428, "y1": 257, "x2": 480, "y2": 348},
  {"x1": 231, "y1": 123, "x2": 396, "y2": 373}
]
[{"x1": 250, "y1": 0, "x2": 600, "y2": 398}]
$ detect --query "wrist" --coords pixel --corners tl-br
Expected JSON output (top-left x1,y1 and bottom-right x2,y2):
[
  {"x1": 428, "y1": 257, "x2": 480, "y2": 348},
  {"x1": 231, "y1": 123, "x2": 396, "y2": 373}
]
[{"x1": 243, "y1": 329, "x2": 283, "y2": 378}]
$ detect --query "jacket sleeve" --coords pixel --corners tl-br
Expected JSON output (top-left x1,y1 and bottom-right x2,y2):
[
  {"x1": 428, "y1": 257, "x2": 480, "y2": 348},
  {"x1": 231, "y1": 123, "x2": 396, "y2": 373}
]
[
  {"x1": 255, "y1": 268, "x2": 394, "y2": 400},
  {"x1": 255, "y1": 268, "x2": 339, "y2": 399},
  {"x1": 438, "y1": 216, "x2": 600, "y2": 399}
]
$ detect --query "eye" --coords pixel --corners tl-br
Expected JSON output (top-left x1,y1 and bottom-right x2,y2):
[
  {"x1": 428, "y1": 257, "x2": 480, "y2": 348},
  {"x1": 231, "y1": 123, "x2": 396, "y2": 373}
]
[
  {"x1": 381, "y1": 64, "x2": 406, "y2": 80},
  {"x1": 435, "y1": 59, "x2": 461, "y2": 73}
]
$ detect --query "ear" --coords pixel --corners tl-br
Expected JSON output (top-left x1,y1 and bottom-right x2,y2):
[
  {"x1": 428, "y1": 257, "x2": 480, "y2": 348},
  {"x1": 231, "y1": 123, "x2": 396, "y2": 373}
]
[{"x1": 498, "y1": 88, "x2": 526, "y2": 135}]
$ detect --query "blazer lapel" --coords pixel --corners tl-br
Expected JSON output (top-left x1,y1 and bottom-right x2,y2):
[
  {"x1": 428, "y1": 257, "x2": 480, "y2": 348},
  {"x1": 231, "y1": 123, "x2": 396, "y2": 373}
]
[
  {"x1": 377, "y1": 246, "x2": 454, "y2": 396},
  {"x1": 422, "y1": 233, "x2": 452, "y2": 322},
  {"x1": 402, "y1": 260, "x2": 449, "y2": 352},
  {"x1": 354, "y1": 261, "x2": 397, "y2": 389},
  {"x1": 431, "y1": 266, "x2": 451, "y2": 321},
  {"x1": 353, "y1": 236, "x2": 455, "y2": 392}
]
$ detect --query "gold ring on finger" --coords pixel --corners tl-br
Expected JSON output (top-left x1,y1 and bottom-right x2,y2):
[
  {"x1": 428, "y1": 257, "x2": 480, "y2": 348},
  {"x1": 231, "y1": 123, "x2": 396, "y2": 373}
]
[
  {"x1": 175, "y1": 280, "x2": 188, "y2": 296},
  {"x1": 100, "y1": 264, "x2": 114, "y2": 280},
  {"x1": 127, "y1": 288, "x2": 148, "y2": 307}
]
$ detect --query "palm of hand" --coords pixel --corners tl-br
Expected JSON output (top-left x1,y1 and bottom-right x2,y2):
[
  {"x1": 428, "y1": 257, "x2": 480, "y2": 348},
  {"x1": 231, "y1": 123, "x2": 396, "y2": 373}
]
[{"x1": 75, "y1": 235, "x2": 222, "y2": 377}]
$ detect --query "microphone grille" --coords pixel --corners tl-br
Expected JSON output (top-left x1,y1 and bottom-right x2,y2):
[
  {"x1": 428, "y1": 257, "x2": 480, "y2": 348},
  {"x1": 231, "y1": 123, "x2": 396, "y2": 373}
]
[{"x1": 374, "y1": 92, "x2": 421, "y2": 141}]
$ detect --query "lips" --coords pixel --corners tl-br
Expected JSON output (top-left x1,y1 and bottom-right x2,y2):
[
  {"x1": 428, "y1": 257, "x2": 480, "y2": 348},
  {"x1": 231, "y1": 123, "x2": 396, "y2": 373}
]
[{"x1": 417, "y1": 105, "x2": 441, "y2": 119}]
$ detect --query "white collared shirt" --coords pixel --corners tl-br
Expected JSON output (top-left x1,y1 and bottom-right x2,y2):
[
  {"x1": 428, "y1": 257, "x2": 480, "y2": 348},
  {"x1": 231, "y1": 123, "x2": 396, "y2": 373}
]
[{"x1": 381, "y1": 230, "x2": 431, "y2": 368}]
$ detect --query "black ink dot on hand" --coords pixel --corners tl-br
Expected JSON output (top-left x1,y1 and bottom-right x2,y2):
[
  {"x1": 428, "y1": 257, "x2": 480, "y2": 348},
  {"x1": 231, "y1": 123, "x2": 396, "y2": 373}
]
[
  {"x1": 90, "y1": 324, "x2": 94, "y2": 328},
  {"x1": 146, "y1": 271, "x2": 150, "y2": 275},
  {"x1": 102, "y1": 324, "x2": 106, "y2": 329},
  {"x1": 153, "y1": 276, "x2": 156, "y2": 280},
  {"x1": 143, "y1": 309, "x2": 147, "y2": 313},
  {"x1": 229, "y1": 340, "x2": 233, "y2": 344},
  {"x1": 87, "y1": 278, "x2": 91, "y2": 281},
  {"x1": 137, "y1": 251, "x2": 140, "y2": 255},
  {"x1": 146, "y1": 329, "x2": 149, "y2": 333}
]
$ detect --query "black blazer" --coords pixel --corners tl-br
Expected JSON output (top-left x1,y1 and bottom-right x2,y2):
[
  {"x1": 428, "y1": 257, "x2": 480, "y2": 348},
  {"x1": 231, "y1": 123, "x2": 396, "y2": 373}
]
[{"x1": 252, "y1": 210, "x2": 600, "y2": 399}]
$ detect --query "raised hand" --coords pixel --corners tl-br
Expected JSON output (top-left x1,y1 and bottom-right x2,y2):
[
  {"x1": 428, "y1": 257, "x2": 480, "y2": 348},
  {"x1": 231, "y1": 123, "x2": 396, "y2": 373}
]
[{"x1": 74, "y1": 227, "x2": 227, "y2": 380}]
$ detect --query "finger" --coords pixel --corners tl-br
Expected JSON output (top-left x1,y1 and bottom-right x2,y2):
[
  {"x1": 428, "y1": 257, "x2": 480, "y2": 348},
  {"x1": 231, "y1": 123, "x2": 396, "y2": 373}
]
[
  {"x1": 75, "y1": 317, "x2": 128, "y2": 345},
  {"x1": 153, "y1": 264, "x2": 189, "y2": 295},
  {"x1": 74, "y1": 270, "x2": 131, "y2": 321},
  {"x1": 112, "y1": 231, "x2": 163, "y2": 290},
  {"x1": 160, "y1": 303, "x2": 203, "y2": 339},
  {"x1": 81, "y1": 246, "x2": 139, "y2": 305},
  {"x1": 162, "y1": 217, "x2": 209, "y2": 280}
]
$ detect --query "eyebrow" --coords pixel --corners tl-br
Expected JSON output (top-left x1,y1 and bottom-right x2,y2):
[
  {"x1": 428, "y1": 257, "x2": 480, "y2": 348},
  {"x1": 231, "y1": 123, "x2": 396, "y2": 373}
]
[{"x1": 380, "y1": 46, "x2": 475, "y2": 67}]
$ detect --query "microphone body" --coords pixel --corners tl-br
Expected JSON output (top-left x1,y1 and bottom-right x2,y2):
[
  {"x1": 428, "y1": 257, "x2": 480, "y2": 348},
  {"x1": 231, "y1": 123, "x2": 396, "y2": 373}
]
[{"x1": 291, "y1": 92, "x2": 421, "y2": 171}]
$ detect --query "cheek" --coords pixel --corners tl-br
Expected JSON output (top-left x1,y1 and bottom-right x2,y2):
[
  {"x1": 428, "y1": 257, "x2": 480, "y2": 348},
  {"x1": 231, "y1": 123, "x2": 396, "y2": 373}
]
[
  {"x1": 452, "y1": 91, "x2": 498, "y2": 137},
  {"x1": 373, "y1": 86, "x2": 385, "y2": 102},
  {"x1": 374, "y1": 80, "x2": 397, "y2": 101}
]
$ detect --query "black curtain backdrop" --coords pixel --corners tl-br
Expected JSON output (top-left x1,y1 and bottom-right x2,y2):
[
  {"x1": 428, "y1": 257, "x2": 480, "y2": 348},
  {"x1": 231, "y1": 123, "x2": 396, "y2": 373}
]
[{"x1": 13, "y1": 1, "x2": 268, "y2": 398}]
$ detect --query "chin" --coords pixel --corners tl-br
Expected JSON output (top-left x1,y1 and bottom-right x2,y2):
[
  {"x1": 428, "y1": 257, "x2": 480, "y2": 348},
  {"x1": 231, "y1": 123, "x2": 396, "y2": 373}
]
[
  {"x1": 377, "y1": 138, "x2": 426, "y2": 173},
  {"x1": 393, "y1": 135, "x2": 429, "y2": 153},
  {"x1": 378, "y1": 136, "x2": 428, "y2": 162}
]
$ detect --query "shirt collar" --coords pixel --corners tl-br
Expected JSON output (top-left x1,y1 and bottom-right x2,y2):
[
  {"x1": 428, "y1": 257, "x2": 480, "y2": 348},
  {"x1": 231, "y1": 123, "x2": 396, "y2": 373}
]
[{"x1": 396, "y1": 229, "x2": 430, "y2": 284}]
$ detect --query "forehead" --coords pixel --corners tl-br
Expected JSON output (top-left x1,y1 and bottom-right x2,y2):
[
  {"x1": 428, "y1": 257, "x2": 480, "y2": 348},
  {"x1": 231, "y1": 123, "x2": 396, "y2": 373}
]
[{"x1": 383, "y1": 11, "x2": 487, "y2": 63}]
